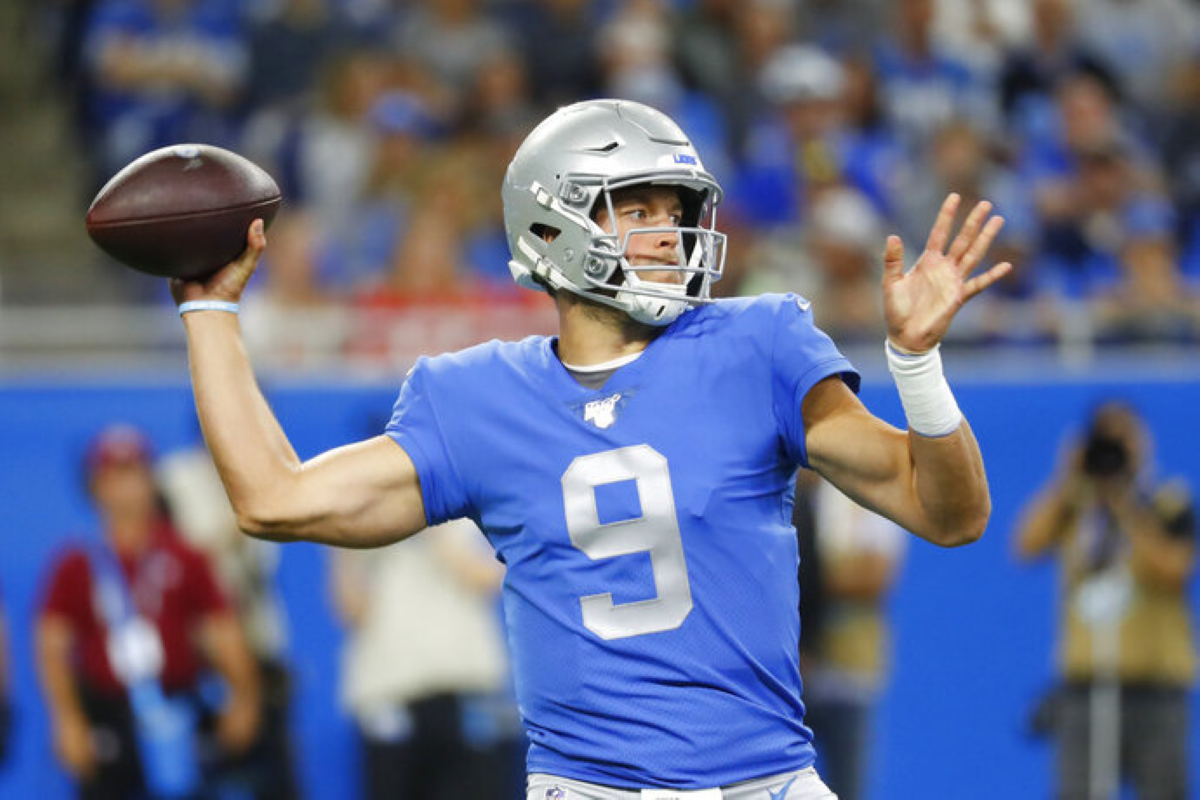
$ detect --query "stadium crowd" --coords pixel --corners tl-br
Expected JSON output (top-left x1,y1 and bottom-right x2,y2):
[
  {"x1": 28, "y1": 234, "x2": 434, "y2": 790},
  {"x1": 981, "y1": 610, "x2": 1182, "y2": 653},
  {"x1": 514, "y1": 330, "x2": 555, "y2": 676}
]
[{"x1": 23, "y1": 0, "x2": 1200, "y2": 362}]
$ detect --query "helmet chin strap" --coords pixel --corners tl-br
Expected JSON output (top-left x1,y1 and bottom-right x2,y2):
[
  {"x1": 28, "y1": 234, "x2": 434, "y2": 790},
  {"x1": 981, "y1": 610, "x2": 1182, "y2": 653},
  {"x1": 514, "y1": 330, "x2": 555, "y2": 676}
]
[{"x1": 616, "y1": 275, "x2": 690, "y2": 326}]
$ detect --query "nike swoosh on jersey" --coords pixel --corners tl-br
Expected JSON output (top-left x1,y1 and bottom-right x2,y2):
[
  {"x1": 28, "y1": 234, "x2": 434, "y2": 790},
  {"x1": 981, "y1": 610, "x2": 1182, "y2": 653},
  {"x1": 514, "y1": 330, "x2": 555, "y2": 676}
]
[
  {"x1": 795, "y1": 298, "x2": 812, "y2": 312},
  {"x1": 768, "y1": 775, "x2": 798, "y2": 800}
]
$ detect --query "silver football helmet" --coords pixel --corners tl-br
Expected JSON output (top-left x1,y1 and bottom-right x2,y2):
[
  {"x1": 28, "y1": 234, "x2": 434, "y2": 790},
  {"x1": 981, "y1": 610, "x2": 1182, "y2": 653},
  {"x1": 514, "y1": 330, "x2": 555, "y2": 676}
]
[{"x1": 503, "y1": 99, "x2": 726, "y2": 325}]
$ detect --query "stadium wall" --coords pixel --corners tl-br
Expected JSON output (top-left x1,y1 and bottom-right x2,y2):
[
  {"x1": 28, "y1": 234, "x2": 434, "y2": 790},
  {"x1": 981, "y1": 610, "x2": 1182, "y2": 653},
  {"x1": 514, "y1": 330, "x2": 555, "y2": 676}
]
[{"x1": 0, "y1": 363, "x2": 1197, "y2": 799}]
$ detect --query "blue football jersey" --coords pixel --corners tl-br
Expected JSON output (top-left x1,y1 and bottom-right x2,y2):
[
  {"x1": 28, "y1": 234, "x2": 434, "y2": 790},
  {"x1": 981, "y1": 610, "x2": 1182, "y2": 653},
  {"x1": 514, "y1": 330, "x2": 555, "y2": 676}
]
[{"x1": 386, "y1": 293, "x2": 859, "y2": 789}]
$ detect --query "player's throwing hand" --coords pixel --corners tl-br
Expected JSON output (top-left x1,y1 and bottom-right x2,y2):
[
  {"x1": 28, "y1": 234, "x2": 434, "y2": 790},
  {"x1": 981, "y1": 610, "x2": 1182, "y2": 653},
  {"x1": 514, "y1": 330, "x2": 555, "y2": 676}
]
[
  {"x1": 882, "y1": 193, "x2": 1012, "y2": 353},
  {"x1": 169, "y1": 219, "x2": 267, "y2": 309}
]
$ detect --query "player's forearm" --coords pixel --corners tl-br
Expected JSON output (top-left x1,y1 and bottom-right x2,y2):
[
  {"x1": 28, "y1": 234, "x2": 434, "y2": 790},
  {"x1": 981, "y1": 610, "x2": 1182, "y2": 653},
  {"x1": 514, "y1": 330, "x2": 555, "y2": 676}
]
[
  {"x1": 182, "y1": 311, "x2": 305, "y2": 538},
  {"x1": 907, "y1": 421, "x2": 991, "y2": 547}
]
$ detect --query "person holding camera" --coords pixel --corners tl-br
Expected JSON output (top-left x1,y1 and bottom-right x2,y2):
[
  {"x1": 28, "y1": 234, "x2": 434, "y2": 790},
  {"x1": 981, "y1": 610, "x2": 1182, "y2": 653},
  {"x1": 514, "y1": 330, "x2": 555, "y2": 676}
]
[{"x1": 1015, "y1": 401, "x2": 1196, "y2": 800}]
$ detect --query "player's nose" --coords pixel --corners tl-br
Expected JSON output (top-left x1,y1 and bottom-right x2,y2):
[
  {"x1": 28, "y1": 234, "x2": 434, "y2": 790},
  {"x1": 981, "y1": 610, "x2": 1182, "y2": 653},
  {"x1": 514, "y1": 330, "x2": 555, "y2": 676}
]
[{"x1": 652, "y1": 222, "x2": 679, "y2": 249}]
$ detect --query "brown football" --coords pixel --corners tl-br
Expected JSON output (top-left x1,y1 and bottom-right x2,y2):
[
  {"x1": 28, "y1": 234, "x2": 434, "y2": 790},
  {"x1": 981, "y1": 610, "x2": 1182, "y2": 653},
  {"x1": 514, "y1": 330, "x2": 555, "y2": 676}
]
[{"x1": 85, "y1": 143, "x2": 282, "y2": 280}]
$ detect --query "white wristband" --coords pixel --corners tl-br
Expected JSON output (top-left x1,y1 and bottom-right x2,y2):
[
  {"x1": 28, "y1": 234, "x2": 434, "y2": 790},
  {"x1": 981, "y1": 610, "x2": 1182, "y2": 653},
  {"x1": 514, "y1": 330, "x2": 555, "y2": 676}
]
[
  {"x1": 885, "y1": 340, "x2": 963, "y2": 437},
  {"x1": 178, "y1": 300, "x2": 239, "y2": 317}
]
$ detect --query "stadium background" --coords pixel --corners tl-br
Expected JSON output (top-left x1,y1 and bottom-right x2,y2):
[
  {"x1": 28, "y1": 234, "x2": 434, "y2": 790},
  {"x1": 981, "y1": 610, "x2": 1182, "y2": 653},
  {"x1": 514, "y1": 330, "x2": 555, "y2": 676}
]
[
  {"x1": 2, "y1": 361, "x2": 1199, "y2": 799},
  {"x1": 2, "y1": 0, "x2": 1200, "y2": 798}
]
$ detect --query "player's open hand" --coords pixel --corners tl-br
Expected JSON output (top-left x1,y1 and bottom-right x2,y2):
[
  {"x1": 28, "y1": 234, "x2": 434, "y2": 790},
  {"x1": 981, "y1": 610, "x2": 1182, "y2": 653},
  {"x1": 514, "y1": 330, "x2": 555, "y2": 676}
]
[
  {"x1": 169, "y1": 219, "x2": 266, "y2": 308},
  {"x1": 882, "y1": 194, "x2": 1012, "y2": 353}
]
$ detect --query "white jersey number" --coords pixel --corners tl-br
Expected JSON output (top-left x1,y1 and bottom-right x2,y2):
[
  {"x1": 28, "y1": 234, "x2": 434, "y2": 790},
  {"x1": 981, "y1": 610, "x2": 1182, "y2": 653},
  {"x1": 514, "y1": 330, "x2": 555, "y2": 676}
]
[{"x1": 561, "y1": 445, "x2": 693, "y2": 640}]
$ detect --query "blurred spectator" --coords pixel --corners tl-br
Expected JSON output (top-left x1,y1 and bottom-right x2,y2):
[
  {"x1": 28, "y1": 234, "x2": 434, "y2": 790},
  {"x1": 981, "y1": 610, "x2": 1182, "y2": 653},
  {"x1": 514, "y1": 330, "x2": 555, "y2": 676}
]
[
  {"x1": 837, "y1": 52, "x2": 908, "y2": 218},
  {"x1": 732, "y1": 44, "x2": 900, "y2": 229},
  {"x1": 79, "y1": 0, "x2": 248, "y2": 192},
  {"x1": 895, "y1": 118, "x2": 1055, "y2": 346},
  {"x1": 727, "y1": 0, "x2": 799, "y2": 157},
  {"x1": 455, "y1": 47, "x2": 540, "y2": 293},
  {"x1": 598, "y1": 0, "x2": 683, "y2": 110},
  {"x1": 871, "y1": 0, "x2": 998, "y2": 156},
  {"x1": 456, "y1": 45, "x2": 538, "y2": 143},
  {"x1": 731, "y1": 43, "x2": 848, "y2": 230},
  {"x1": 741, "y1": 186, "x2": 887, "y2": 346},
  {"x1": 793, "y1": 0, "x2": 885, "y2": 55},
  {"x1": 998, "y1": 0, "x2": 1118, "y2": 145},
  {"x1": 675, "y1": 0, "x2": 795, "y2": 160},
  {"x1": 248, "y1": 47, "x2": 392, "y2": 229},
  {"x1": 387, "y1": 0, "x2": 514, "y2": 123},
  {"x1": 35, "y1": 424, "x2": 260, "y2": 799},
  {"x1": 800, "y1": 475, "x2": 907, "y2": 800},
  {"x1": 507, "y1": 0, "x2": 601, "y2": 111},
  {"x1": 331, "y1": 518, "x2": 519, "y2": 800},
  {"x1": 596, "y1": 0, "x2": 731, "y2": 181},
  {"x1": 325, "y1": 89, "x2": 442, "y2": 297},
  {"x1": 0, "y1": 584, "x2": 11, "y2": 768},
  {"x1": 673, "y1": 0, "x2": 741, "y2": 124},
  {"x1": 1014, "y1": 401, "x2": 1197, "y2": 800},
  {"x1": 929, "y1": 0, "x2": 1030, "y2": 76},
  {"x1": 1070, "y1": 142, "x2": 1198, "y2": 344},
  {"x1": 241, "y1": 209, "x2": 348, "y2": 368},
  {"x1": 157, "y1": 433, "x2": 301, "y2": 799},
  {"x1": 243, "y1": 0, "x2": 360, "y2": 114},
  {"x1": 1159, "y1": 49, "x2": 1200, "y2": 282},
  {"x1": 1073, "y1": 0, "x2": 1200, "y2": 121},
  {"x1": 346, "y1": 144, "x2": 501, "y2": 361},
  {"x1": 1017, "y1": 70, "x2": 1199, "y2": 342},
  {"x1": 365, "y1": 153, "x2": 477, "y2": 304}
]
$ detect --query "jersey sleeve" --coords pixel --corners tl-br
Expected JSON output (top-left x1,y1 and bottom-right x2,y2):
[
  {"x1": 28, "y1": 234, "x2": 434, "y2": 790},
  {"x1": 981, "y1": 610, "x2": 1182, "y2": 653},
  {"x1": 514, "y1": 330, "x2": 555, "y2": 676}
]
[
  {"x1": 384, "y1": 357, "x2": 472, "y2": 526},
  {"x1": 770, "y1": 294, "x2": 860, "y2": 467}
]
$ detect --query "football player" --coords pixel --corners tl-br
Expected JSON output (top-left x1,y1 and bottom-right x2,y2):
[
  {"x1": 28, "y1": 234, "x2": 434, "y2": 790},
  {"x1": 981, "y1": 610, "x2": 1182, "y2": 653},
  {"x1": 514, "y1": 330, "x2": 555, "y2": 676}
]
[{"x1": 171, "y1": 100, "x2": 1010, "y2": 798}]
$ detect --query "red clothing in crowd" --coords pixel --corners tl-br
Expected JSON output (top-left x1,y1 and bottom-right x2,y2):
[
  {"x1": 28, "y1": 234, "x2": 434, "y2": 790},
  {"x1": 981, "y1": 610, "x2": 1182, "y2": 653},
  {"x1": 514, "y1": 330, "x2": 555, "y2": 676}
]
[{"x1": 40, "y1": 520, "x2": 230, "y2": 696}]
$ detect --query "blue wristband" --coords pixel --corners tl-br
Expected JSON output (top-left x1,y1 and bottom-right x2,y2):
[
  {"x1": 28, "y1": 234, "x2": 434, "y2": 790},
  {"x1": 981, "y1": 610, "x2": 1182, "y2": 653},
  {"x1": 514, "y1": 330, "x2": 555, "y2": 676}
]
[{"x1": 178, "y1": 300, "x2": 239, "y2": 317}]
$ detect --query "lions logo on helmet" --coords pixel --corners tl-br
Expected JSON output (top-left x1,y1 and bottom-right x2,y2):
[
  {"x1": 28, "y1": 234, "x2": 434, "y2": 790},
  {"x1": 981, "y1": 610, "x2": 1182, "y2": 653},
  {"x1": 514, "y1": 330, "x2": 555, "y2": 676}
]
[{"x1": 502, "y1": 99, "x2": 727, "y2": 326}]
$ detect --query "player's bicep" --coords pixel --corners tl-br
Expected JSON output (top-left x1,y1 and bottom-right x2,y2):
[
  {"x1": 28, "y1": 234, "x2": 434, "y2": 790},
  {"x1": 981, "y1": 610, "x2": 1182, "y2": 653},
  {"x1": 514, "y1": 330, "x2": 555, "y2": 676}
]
[
  {"x1": 256, "y1": 435, "x2": 427, "y2": 548},
  {"x1": 802, "y1": 377, "x2": 915, "y2": 524}
]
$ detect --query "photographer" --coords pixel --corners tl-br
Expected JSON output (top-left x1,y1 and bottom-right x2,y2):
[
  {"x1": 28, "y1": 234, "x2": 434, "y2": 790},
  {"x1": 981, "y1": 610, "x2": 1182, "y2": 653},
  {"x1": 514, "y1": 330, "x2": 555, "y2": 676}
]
[
  {"x1": 0, "y1": 586, "x2": 11, "y2": 768},
  {"x1": 1015, "y1": 401, "x2": 1196, "y2": 800}
]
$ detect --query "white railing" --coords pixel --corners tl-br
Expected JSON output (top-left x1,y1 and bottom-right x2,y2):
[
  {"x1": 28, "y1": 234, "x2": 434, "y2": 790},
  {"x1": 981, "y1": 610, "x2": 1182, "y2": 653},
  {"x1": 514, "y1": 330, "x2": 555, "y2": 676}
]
[{"x1": 0, "y1": 300, "x2": 1197, "y2": 383}]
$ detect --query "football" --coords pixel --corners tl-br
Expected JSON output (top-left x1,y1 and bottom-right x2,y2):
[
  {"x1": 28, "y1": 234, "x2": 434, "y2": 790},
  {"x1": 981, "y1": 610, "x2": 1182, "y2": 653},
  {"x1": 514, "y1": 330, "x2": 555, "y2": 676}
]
[{"x1": 85, "y1": 143, "x2": 282, "y2": 280}]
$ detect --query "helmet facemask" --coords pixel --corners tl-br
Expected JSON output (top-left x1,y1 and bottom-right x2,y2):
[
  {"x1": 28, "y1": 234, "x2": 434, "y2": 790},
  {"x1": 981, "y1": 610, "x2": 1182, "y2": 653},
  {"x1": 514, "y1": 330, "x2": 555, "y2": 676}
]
[
  {"x1": 581, "y1": 178, "x2": 726, "y2": 325},
  {"x1": 503, "y1": 100, "x2": 728, "y2": 326}
]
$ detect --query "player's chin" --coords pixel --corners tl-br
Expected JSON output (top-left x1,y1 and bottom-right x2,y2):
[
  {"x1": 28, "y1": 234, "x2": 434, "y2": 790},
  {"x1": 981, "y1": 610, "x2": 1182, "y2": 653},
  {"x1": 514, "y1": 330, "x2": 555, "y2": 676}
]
[{"x1": 634, "y1": 267, "x2": 684, "y2": 285}]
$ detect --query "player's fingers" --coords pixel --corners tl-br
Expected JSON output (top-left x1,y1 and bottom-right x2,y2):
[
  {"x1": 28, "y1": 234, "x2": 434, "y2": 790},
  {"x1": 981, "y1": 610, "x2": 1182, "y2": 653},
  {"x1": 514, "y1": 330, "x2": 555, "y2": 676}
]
[
  {"x1": 962, "y1": 261, "x2": 1012, "y2": 300},
  {"x1": 230, "y1": 219, "x2": 266, "y2": 272},
  {"x1": 960, "y1": 215, "x2": 1005, "y2": 275},
  {"x1": 925, "y1": 193, "x2": 960, "y2": 254},
  {"x1": 947, "y1": 200, "x2": 992, "y2": 264},
  {"x1": 882, "y1": 235, "x2": 905, "y2": 282},
  {"x1": 246, "y1": 218, "x2": 266, "y2": 253}
]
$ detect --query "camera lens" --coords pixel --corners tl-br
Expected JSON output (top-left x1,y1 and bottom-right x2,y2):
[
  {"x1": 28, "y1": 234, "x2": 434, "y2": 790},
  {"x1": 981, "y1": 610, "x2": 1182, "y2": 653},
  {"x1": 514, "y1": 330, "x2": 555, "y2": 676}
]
[{"x1": 1083, "y1": 434, "x2": 1129, "y2": 477}]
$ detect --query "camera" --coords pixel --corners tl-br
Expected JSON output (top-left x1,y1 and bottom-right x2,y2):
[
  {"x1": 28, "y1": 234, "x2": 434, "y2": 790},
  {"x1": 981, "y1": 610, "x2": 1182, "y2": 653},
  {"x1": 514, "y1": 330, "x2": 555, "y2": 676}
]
[{"x1": 1082, "y1": 430, "x2": 1129, "y2": 477}]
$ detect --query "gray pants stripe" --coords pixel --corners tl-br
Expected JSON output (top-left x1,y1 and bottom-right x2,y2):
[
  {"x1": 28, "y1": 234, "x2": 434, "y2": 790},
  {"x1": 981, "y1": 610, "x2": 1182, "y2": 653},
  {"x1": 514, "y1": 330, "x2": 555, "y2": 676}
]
[{"x1": 527, "y1": 767, "x2": 838, "y2": 799}]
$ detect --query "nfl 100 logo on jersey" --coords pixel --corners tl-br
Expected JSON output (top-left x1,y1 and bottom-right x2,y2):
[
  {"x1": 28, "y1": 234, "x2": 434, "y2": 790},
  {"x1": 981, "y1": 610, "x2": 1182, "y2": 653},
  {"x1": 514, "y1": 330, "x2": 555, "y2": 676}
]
[{"x1": 580, "y1": 392, "x2": 627, "y2": 429}]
